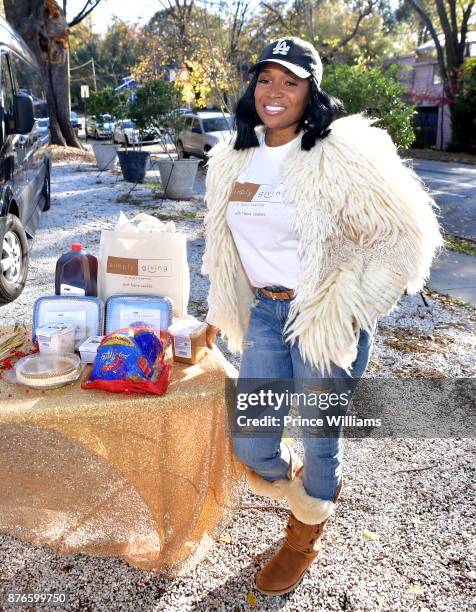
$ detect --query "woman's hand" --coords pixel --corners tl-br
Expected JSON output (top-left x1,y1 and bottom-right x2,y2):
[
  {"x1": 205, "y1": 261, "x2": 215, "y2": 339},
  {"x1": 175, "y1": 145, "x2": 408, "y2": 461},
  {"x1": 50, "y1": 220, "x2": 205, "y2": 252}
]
[{"x1": 206, "y1": 324, "x2": 220, "y2": 349}]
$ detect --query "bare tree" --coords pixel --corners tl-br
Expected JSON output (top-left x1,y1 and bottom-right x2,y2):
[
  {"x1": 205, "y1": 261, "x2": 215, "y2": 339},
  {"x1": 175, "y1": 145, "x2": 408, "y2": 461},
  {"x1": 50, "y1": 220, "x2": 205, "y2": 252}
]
[
  {"x1": 157, "y1": 0, "x2": 195, "y2": 64},
  {"x1": 4, "y1": 0, "x2": 104, "y2": 147},
  {"x1": 227, "y1": 0, "x2": 250, "y2": 65},
  {"x1": 261, "y1": 1, "x2": 295, "y2": 37},
  {"x1": 407, "y1": 1, "x2": 474, "y2": 106},
  {"x1": 200, "y1": 0, "x2": 254, "y2": 111},
  {"x1": 260, "y1": 0, "x2": 382, "y2": 61},
  {"x1": 328, "y1": 1, "x2": 381, "y2": 58}
]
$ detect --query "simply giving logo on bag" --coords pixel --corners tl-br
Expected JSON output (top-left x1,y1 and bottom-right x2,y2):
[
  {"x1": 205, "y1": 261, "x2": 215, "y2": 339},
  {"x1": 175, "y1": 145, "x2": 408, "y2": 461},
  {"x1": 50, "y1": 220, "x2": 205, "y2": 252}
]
[{"x1": 98, "y1": 212, "x2": 190, "y2": 317}]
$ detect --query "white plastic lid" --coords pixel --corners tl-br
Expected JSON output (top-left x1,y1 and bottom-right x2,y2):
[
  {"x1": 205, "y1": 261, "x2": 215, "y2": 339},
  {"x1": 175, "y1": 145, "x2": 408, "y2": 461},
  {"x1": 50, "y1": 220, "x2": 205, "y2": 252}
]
[
  {"x1": 14, "y1": 353, "x2": 81, "y2": 388},
  {"x1": 36, "y1": 323, "x2": 76, "y2": 338},
  {"x1": 168, "y1": 318, "x2": 207, "y2": 337}
]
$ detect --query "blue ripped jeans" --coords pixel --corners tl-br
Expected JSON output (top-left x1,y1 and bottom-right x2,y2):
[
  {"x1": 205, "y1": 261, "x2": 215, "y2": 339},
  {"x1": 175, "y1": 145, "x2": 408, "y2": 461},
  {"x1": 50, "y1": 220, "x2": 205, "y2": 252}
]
[{"x1": 232, "y1": 288, "x2": 376, "y2": 501}]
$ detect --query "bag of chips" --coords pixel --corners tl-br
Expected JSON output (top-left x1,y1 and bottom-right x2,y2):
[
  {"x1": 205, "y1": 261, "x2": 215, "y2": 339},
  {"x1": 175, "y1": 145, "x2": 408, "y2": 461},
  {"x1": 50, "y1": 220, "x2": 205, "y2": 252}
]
[{"x1": 81, "y1": 323, "x2": 171, "y2": 395}]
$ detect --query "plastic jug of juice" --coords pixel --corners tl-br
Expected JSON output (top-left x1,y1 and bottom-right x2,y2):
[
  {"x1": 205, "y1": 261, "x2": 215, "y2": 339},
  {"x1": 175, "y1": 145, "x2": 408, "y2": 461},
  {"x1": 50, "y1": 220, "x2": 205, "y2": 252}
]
[{"x1": 55, "y1": 243, "x2": 98, "y2": 297}]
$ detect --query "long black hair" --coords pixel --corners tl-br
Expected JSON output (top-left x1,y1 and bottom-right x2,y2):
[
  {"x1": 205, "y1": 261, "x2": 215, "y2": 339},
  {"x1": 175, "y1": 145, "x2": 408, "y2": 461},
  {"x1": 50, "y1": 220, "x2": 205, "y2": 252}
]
[{"x1": 233, "y1": 69, "x2": 345, "y2": 151}]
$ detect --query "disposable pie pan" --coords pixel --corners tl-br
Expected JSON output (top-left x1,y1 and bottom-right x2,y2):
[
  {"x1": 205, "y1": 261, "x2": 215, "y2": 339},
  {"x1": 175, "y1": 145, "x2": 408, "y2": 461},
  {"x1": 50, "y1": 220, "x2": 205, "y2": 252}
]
[{"x1": 14, "y1": 353, "x2": 82, "y2": 389}]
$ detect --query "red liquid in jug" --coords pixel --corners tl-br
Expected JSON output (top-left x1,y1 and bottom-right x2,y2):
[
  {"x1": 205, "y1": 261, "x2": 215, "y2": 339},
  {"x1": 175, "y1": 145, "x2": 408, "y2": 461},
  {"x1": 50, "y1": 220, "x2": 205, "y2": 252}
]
[{"x1": 55, "y1": 243, "x2": 98, "y2": 297}]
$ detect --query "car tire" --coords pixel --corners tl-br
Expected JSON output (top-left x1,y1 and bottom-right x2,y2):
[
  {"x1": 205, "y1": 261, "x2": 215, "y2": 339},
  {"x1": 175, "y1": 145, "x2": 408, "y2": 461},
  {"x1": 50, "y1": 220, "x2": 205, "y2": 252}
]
[
  {"x1": 177, "y1": 141, "x2": 189, "y2": 159},
  {"x1": 199, "y1": 145, "x2": 211, "y2": 166},
  {"x1": 0, "y1": 214, "x2": 29, "y2": 305},
  {"x1": 42, "y1": 164, "x2": 51, "y2": 212}
]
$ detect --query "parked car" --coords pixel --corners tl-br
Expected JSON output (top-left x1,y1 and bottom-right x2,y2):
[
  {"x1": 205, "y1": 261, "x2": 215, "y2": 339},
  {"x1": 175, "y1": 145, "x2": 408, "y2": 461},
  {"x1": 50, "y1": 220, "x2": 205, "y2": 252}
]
[
  {"x1": 70, "y1": 110, "x2": 80, "y2": 131},
  {"x1": 0, "y1": 17, "x2": 51, "y2": 304},
  {"x1": 112, "y1": 119, "x2": 156, "y2": 146},
  {"x1": 86, "y1": 114, "x2": 115, "y2": 139},
  {"x1": 35, "y1": 117, "x2": 49, "y2": 139},
  {"x1": 176, "y1": 111, "x2": 233, "y2": 159}
]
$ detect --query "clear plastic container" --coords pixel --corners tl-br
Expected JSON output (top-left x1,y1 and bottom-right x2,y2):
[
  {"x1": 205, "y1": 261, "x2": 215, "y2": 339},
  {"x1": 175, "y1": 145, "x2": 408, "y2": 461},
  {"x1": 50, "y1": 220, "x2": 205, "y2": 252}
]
[
  {"x1": 55, "y1": 243, "x2": 98, "y2": 297},
  {"x1": 36, "y1": 323, "x2": 76, "y2": 355},
  {"x1": 14, "y1": 353, "x2": 82, "y2": 389},
  {"x1": 168, "y1": 318, "x2": 208, "y2": 365}
]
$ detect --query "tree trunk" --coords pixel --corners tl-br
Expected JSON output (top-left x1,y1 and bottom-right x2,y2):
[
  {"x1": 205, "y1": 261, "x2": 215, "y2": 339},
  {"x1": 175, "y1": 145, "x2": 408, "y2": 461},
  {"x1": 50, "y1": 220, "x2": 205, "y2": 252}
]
[
  {"x1": 4, "y1": 0, "x2": 81, "y2": 147},
  {"x1": 408, "y1": 0, "x2": 475, "y2": 150}
]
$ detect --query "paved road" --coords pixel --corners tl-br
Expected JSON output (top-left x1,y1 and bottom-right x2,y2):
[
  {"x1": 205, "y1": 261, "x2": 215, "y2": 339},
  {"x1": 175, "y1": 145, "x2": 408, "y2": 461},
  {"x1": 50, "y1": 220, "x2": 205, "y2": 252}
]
[
  {"x1": 411, "y1": 159, "x2": 476, "y2": 241},
  {"x1": 429, "y1": 250, "x2": 476, "y2": 307},
  {"x1": 409, "y1": 160, "x2": 476, "y2": 306}
]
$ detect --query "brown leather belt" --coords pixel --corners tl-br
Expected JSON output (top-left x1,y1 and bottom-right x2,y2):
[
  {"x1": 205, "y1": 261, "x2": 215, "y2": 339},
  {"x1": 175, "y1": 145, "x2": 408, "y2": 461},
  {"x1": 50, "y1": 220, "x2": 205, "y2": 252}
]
[{"x1": 259, "y1": 287, "x2": 295, "y2": 301}]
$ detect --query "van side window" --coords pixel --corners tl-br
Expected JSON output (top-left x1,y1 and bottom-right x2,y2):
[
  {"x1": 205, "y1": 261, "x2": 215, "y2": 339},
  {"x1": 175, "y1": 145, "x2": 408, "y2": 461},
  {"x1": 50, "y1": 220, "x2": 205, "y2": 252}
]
[
  {"x1": 1, "y1": 54, "x2": 14, "y2": 117},
  {"x1": 9, "y1": 52, "x2": 47, "y2": 118}
]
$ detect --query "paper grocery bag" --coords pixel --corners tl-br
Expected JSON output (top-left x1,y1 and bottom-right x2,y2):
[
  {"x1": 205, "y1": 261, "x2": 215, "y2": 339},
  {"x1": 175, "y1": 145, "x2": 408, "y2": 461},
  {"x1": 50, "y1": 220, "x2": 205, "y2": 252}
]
[{"x1": 98, "y1": 228, "x2": 189, "y2": 317}]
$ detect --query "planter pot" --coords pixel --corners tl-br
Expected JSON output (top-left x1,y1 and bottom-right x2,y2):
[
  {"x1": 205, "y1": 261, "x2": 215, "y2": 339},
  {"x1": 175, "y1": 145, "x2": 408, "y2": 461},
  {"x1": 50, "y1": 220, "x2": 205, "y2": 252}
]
[
  {"x1": 156, "y1": 159, "x2": 200, "y2": 199},
  {"x1": 92, "y1": 143, "x2": 119, "y2": 171},
  {"x1": 117, "y1": 150, "x2": 150, "y2": 182}
]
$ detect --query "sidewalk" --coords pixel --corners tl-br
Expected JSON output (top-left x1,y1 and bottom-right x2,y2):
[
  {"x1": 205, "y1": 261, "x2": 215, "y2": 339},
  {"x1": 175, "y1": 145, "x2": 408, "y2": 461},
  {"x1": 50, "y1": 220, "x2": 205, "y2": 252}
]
[
  {"x1": 428, "y1": 249, "x2": 476, "y2": 307},
  {"x1": 400, "y1": 148, "x2": 476, "y2": 166}
]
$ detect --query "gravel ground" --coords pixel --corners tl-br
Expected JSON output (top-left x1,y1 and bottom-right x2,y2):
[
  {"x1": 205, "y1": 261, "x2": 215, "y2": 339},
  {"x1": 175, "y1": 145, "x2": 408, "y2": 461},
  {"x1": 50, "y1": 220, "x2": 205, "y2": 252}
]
[{"x1": 0, "y1": 160, "x2": 474, "y2": 611}]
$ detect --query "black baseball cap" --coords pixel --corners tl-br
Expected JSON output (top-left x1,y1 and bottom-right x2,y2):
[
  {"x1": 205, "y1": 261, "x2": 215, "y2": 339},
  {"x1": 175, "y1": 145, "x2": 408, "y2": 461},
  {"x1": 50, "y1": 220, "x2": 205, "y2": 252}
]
[{"x1": 248, "y1": 37, "x2": 323, "y2": 85}]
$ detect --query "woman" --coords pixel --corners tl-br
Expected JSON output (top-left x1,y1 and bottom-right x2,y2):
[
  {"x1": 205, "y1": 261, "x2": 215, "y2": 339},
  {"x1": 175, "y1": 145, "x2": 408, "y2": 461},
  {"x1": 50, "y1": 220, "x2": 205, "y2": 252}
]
[{"x1": 201, "y1": 37, "x2": 443, "y2": 596}]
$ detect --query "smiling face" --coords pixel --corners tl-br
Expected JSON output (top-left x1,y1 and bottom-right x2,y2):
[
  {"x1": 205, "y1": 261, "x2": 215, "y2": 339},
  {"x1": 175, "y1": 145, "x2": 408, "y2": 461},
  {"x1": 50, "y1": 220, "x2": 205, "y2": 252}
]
[{"x1": 254, "y1": 62, "x2": 310, "y2": 146}]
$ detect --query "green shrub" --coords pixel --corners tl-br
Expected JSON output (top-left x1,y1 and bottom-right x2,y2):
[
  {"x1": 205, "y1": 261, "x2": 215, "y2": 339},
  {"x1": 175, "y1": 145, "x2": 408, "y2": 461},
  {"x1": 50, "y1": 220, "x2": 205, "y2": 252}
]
[
  {"x1": 322, "y1": 63, "x2": 416, "y2": 148},
  {"x1": 129, "y1": 79, "x2": 186, "y2": 141},
  {"x1": 448, "y1": 58, "x2": 476, "y2": 154},
  {"x1": 88, "y1": 86, "x2": 129, "y2": 123}
]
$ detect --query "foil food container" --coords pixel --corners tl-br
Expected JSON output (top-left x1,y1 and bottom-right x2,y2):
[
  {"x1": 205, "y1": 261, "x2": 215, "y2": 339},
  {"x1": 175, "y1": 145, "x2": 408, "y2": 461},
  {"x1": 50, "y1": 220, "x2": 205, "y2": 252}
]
[
  {"x1": 104, "y1": 294, "x2": 173, "y2": 335},
  {"x1": 32, "y1": 296, "x2": 103, "y2": 349}
]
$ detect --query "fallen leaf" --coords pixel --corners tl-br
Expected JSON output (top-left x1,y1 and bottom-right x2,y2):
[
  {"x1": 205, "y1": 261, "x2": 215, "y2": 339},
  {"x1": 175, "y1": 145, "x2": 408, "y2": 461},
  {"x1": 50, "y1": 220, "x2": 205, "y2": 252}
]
[
  {"x1": 363, "y1": 529, "x2": 380, "y2": 541},
  {"x1": 246, "y1": 591, "x2": 257, "y2": 607},
  {"x1": 220, "y1": 533, "x2": 232, "y2": 543},
  {"x1": 408, "y1": 583, "x2": 424, "y2": 595}
]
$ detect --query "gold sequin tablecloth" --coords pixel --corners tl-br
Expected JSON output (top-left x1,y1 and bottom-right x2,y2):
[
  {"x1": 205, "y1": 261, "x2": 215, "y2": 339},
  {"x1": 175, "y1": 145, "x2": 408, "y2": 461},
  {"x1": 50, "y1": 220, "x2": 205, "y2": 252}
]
[{"x1": 0, "y1": 345, "x2": 245, "y2": 576}]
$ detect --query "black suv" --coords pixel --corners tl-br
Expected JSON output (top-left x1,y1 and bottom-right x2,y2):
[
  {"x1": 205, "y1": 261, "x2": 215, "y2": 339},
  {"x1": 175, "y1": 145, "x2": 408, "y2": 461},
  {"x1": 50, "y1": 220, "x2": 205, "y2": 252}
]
[{"x1": 0, "y1": 17, "x2": 50, "y2": 304}]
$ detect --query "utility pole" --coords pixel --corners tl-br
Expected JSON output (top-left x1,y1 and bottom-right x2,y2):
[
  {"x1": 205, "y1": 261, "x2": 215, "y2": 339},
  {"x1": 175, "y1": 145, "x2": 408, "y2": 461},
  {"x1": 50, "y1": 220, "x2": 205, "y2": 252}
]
[{"x1": 92, "y1": 58, "x2": 97, "y2": 91}]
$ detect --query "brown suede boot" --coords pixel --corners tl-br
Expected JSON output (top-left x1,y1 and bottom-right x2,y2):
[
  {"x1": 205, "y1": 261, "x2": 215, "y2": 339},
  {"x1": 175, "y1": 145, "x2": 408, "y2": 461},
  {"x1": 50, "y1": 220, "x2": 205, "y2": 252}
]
[{"x1": 255, "y1": 476, "x2": 343, "y2": 596}]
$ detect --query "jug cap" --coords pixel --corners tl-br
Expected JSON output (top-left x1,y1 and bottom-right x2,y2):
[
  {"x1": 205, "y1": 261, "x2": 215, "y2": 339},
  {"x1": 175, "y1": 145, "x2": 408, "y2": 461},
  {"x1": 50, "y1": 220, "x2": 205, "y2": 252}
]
[{"x1": 71, "y1": 243, "x2": 83, "y2": 251}]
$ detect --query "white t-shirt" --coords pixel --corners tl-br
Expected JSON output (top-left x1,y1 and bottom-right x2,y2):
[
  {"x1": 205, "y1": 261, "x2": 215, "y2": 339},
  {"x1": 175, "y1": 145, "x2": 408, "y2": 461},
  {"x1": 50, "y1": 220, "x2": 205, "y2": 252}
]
[{"x1": 226, "y1": 130, "x2": 302, "y2": 290}]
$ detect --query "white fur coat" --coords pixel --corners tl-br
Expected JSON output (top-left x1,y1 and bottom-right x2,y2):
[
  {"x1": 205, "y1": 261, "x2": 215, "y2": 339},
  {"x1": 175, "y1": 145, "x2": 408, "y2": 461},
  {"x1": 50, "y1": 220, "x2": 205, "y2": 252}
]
[{"x1": 201, "y1": 113, "x2": 444, "y2": 374}]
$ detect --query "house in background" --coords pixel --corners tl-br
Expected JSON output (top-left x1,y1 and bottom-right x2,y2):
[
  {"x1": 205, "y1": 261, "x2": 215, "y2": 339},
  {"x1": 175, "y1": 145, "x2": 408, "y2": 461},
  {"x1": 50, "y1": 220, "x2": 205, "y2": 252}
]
[{"x1": 383, "y1": 31, "x2": 476, "y2": 149}]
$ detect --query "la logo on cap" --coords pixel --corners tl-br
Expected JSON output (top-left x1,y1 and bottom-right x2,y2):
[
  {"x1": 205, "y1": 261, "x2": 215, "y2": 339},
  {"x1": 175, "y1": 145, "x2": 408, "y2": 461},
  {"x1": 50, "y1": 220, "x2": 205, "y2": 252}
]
[{"x1": 272, "y1": 39, "x2": 290, "y2": 56}]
